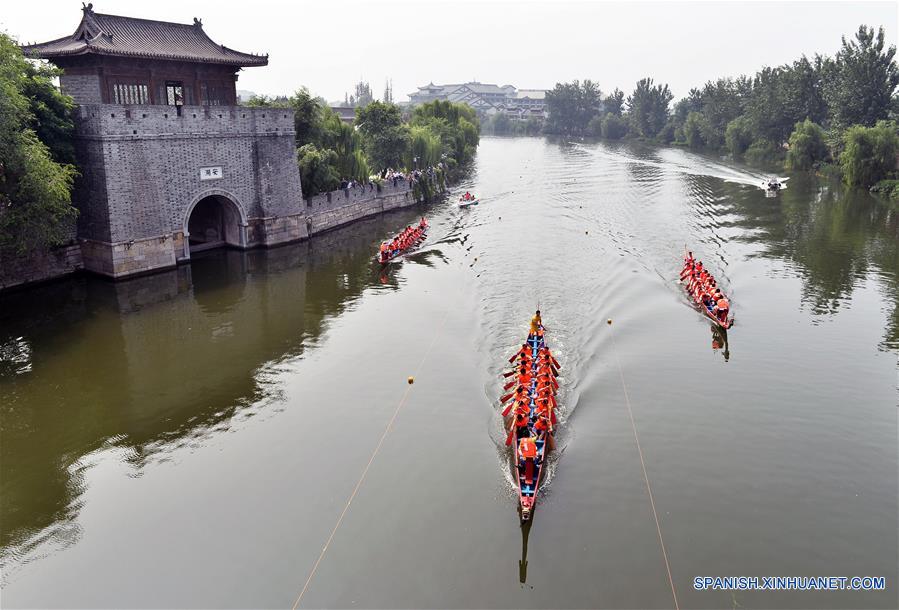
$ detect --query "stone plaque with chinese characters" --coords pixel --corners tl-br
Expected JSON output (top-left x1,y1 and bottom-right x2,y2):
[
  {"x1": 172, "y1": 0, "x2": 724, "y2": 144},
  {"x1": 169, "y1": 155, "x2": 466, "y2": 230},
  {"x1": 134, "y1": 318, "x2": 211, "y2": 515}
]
[{"x1": 200, "y1": 166, "x2": 223, "y2": 181}]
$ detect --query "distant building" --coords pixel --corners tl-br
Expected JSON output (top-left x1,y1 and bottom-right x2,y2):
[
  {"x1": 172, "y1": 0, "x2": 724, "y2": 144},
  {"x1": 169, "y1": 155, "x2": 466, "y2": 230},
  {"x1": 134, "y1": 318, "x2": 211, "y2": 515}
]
[
  {"x1": 407, "y1": 82, "x2": 547, "y2": 118},
  {"x1": 330, "y1": 106, "x2": 356, "y2": 124}
]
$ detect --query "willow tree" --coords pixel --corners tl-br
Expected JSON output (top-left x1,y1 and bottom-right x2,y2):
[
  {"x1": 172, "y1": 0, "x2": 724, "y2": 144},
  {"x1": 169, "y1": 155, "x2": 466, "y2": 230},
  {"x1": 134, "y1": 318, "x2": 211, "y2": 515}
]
[
  {"x1": 840, "y1": 121, "x2": 899, "y2": 186},
  {"x1": 407, "y1": 125, "x2": 442, "y2": 170},
  {"x1": 786, "y1": 119, "x2": 829, "y2": 170},
  {"x1": 319, "y1": 107, "x2": 369, "y2": 181},
  {"x1": 410, "y1": 100, "x2": 480, "y2": 166}
]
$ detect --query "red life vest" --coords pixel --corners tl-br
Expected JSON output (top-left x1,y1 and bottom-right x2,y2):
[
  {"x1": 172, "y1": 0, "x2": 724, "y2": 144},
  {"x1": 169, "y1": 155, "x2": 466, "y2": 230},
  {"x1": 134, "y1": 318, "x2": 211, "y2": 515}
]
[{"x1": 519, "y1": 437, "x2": 537, "y2": 458}]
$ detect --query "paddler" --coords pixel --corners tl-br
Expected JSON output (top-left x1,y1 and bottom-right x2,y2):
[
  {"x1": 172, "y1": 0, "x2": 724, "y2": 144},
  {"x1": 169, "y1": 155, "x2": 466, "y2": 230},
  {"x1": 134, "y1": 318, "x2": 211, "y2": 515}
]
[
  {"x1": 518, "y1": 435, "x2": 538, "y2": 462},
  {"x1": 509, "y1": 343, "x2": 531, "y2": 364},
  {"x1": 514, "y1": 411, "x2": 530, "y2": 434},
  {"x1": 715, "y1": 294, "x2": 730, "y2": 323},
  {"x1": 534, "y1": 412, "x2": 551, "y2": 434}
]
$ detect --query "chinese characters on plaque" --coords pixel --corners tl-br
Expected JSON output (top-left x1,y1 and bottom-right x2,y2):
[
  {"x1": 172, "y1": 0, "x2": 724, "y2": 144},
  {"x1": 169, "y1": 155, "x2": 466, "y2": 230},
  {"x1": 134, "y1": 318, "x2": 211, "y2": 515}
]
[{"x1": 200, "y1": 166, "x2": 223, "y2": 181}]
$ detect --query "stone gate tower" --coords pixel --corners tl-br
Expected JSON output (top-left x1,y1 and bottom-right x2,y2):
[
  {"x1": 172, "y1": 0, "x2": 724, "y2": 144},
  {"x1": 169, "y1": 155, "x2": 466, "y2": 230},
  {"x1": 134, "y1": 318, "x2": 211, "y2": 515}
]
[{"x1": 23, "y1": 4, "x2": 306, "y2": 278}]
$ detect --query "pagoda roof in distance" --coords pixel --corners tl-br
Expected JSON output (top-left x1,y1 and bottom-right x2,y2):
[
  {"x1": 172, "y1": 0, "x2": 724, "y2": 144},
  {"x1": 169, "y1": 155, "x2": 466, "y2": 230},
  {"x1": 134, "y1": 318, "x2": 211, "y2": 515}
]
[{"x1": 21, "y1": 3, "x2": 267, "y2": 67}]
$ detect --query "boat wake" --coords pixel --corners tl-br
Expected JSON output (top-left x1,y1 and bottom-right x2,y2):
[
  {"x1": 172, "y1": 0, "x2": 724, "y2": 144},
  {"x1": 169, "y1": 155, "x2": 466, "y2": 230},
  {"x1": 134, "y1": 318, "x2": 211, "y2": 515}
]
[{"x1": 582, "y1": 143, "x2": 771, "y2": 189}]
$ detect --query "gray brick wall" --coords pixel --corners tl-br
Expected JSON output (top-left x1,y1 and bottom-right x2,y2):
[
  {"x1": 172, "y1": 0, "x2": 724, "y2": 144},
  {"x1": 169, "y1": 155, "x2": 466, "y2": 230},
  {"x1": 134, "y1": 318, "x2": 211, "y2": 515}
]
[
  {"x1": 305, "y1": 182, "x2": 418, "y2": 236},
  {"x1": 59, "y1": 74, "x2": 102, "y2": 105}
]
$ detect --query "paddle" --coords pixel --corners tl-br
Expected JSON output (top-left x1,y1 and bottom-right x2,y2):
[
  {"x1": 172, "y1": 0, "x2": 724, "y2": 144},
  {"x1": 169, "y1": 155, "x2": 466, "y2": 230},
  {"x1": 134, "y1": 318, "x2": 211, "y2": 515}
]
[
  {"x1": 500, "y1": 392, "x2": 514, "y2": 403},
  {"x1": 505, "y1": 419, "x2": 516, "y2": 446},
  {"x1": 502, "y1": 402, "x2": 513, "y2": 417},
  {"x1": 503, "y1": 379, "x2": 518, "y2": 391}
]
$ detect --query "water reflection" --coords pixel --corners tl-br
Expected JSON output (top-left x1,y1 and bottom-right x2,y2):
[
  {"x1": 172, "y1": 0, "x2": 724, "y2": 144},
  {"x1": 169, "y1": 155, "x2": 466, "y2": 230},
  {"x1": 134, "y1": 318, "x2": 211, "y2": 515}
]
[
  {"x1": 711, "y1": 324, "x2": 730, "y2": 362},
  {"x1": 0, "y1": 210, "x2": 427, "y2": 564},
  {"x1": 518, "y1": 517, "x2": 533, "y2": 587},
  {"x1": 730, "y1": 174, "x2": 899, "y2": 350}
]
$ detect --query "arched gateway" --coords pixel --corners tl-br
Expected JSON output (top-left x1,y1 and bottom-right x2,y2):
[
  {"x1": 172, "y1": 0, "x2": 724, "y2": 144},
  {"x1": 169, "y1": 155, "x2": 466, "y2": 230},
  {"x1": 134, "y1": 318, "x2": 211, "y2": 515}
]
[
  {"x1": 22, "y1": 5, "x2": 306, "y2": 279},
  {"x1": 183, "y1": 190, "x2": 248, "y2": 259}
]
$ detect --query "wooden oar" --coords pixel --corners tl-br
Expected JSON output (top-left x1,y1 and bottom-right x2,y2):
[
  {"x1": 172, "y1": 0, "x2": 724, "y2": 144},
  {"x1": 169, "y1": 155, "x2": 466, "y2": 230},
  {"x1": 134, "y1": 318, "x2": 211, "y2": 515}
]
[{"x1": 505, "y1": 419, "x2": 516, "y2": 446}]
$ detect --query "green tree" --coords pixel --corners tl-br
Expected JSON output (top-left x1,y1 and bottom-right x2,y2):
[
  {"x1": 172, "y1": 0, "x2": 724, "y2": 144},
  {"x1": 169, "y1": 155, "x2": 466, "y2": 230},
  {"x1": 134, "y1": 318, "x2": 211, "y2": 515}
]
[
  {"x1": 296, "y1": 144, "x2": 340, "y2": 195},
  {"x1": 0, "y1": 33, "x2": 78, "y2": 254},
  {"x1": 840, "y1": 120, "x2": 899, "y2": 186},
  {"x1": 601, "y1": 113, "x2": 628, "y2": 139},
  {"x1": 523, "y1": 117, "x2": 543, "y2": 136},
  {"x1": 695, "y1": 78, "x2": 746, "y2": 148},
  {"x1": 356, "y1": 101, "x2": 409, "y2": 171},
  {"x1": 20, "y1": 61, "x2": 76, "y2": 165},
  {"x1": 825, "y1": 26, "x2": 899, "y2": 128},
  {"x1": 786, "y1": 119, "x2": 829, "y2": 170},
  {"x1": 410, "y1": 100, "x2": 480, "y2": 166},
  {"x1": 746, "y1": 56, "x2": 829, "y2": 146},
  {"x1": 745, "y1": 138, "x2": 782, "y2": 165},
  {"x1": 683, "y1": 111, "x2": 706, "y2": 148},
  {"x1": 287, "y1": 88, "x2": 326, "y2": 146},
  {"x1": 492, "y1": 113, "x2": 512, "y2": 134},
  {"x1": 587, "y1": 114, "x2": 603, "y2": 136},
  {"x1": 319, "y1": 107, "x2": 368, "y2": 181},
  {"x1": 603, "y1": 88, "x2": 625, "y2": 116},
  {"x1": 626, "y1": 77, "x2": 673, "y2": 139},
  {"x1": 407, "y1": 125, "x2": 442, "y2": 169},
  {"x1": 545, "y1": 80, "x2": 602, "y2": 135},
  {"x1": 725, "y1": 116, "x2": 754, "y2": 156}
]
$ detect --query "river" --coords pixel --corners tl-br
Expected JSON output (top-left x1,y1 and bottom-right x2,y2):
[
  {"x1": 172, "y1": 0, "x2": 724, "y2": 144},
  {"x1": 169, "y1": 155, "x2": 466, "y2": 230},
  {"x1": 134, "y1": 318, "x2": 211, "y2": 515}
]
[{"x1": 1, "y1": 137, "x2": 896, "y2": 609}]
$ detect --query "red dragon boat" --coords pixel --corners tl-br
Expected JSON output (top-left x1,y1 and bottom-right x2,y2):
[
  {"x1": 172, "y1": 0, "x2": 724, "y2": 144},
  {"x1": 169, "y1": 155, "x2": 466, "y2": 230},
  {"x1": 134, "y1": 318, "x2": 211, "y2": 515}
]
[
  {"x1": 681, "y1": 249, "x2": 734, "y2": 329},
  {"x1": 377, "y1": 218, "x2": 428, "y2": 265},
  {"x1": 500, "y1": 322, "x2": 561, "y2": 521}
]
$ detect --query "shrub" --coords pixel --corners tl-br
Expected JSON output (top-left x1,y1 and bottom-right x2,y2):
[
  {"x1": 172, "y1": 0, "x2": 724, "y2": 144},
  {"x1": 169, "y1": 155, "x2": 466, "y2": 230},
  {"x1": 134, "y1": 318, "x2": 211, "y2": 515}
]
[
  {"x1": 601, "y1": 113, "x2": 628, "y2": 139},
  {"x1": 786, "y1": 119, "x2": 829, "y2": 170},
  {"x1": 840, "y1": 120, "x2": 899, "y2": 187},
  {"x1": 745, "y1": 139, "x2": 782, "y2": 165},
  {"x1": 725, "y1": 116, "x2": 754, "y2": 157}
]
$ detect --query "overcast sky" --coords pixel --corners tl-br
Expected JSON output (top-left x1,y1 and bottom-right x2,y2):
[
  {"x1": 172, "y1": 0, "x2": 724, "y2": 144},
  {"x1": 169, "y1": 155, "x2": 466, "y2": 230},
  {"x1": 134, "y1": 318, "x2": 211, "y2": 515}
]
[{"x1": 4, "y1": 1, "x2": 896, "y2": 103}]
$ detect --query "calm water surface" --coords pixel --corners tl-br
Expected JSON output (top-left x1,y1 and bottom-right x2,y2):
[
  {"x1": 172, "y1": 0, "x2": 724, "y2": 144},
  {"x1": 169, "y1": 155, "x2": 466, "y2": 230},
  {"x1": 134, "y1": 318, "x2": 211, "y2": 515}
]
[{"x1": 1, "y1": 137, "x2": 897, "y2": 609}]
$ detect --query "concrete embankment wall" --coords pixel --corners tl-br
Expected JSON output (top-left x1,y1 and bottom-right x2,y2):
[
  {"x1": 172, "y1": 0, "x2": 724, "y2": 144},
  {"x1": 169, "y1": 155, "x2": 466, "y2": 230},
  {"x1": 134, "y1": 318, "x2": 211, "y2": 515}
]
[{"x1": 1, "y1": 180, "x2": 424, "y2": 291}]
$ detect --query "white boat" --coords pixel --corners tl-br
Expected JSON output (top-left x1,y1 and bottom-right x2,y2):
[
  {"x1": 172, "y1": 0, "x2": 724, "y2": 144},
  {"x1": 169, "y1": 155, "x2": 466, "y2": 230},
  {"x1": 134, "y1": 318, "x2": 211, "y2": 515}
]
[
  {"x1": 458, "y1": 196, "x2": 479, "y2": 208},
  {"x1": 762, "y1": 176, "x2": 789, "y2": 192}
]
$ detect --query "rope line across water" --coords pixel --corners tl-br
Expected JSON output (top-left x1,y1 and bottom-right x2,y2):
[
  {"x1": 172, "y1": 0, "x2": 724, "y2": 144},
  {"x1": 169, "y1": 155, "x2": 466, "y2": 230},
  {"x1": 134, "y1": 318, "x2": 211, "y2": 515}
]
[
  {"x1": 290, "y1": 307, "x2": 451, "y2": 610},
  {"x1": 608, "y1": 322, "x2": 680, "y2": 610}
]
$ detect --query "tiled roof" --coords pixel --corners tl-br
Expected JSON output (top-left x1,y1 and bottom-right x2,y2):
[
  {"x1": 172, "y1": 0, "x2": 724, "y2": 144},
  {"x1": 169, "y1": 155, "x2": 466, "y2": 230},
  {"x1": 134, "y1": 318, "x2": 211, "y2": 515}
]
[
  {"x1": 515, "y1": 89, "x2": 547, "y2": 100},
  {"x1": 21, "y1": 5, "x2": 267, "y2": 67}
]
